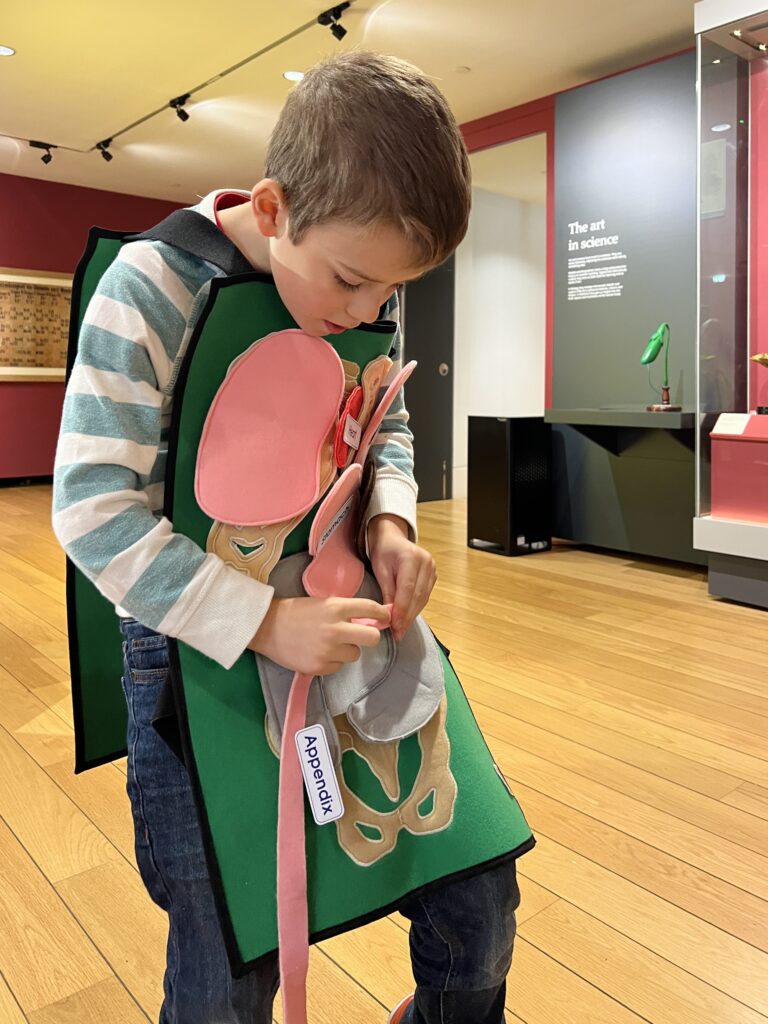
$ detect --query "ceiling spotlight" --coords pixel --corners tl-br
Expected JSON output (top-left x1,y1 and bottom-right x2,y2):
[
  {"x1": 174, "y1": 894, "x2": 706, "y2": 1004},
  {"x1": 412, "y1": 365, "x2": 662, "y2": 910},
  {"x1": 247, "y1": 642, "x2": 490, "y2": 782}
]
[
  {"x1": 170, "y1": 93, "x2": 191, "y2": 122},
  {"x1": 283, "y1": 70, "x2": 305, "y2": 82},
  {"x1": 734, "y1": 29, "x2": 742, "y2": 37},
  {"x1": 711, "y1": 123, "x2": 731, "y2": 132},
  {"x1": 29, "y1": 140, "x2": 56, "y2": 164},
  {"x1": 0, "y1": 44, "x2": 15, "y2": 56},
  {"x1": 318, "y1": 3, "x2": 350, "y2": 41},
  {"x1": 712, "y1": 58, "x2": 721, "y2": 64},
  {"x1": 96, "y1": 138, "x2": 113, "y2": 162}
]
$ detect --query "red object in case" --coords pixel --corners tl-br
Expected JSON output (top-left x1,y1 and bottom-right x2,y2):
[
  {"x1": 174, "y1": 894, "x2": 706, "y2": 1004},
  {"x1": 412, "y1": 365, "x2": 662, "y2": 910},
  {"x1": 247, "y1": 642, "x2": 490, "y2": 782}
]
[{"x1": 711, "y1": 414, "x2": 768, "y2": 523}]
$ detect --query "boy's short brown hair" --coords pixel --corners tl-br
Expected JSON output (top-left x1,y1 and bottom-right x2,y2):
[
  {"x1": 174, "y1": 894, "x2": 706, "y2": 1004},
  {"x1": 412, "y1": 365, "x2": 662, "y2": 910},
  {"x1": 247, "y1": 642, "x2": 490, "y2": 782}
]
[{"x1": 265, "y1": 50, "x2": 471, "y2": 268}]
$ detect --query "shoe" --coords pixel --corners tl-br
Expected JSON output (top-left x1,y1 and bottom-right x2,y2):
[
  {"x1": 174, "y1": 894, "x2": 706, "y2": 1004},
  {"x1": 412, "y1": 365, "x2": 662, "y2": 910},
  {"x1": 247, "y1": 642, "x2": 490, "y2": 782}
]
[{"x1": 387, "y1": 994, "x2": 414, "y2": 1024}]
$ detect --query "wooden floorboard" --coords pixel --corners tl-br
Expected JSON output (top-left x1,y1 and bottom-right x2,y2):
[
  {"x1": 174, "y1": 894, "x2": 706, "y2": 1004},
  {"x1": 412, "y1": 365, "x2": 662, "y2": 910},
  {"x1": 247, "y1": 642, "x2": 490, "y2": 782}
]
[{"x1": 0, "y1": 484, "x2": 766, "y2": 1022}]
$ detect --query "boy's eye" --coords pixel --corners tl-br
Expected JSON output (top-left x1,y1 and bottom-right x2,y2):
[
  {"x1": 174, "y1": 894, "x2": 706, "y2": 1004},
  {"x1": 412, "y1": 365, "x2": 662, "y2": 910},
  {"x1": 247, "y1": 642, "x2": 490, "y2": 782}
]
[{"x1": 335, "y1": 274, "x2": 361, "y2": 292}]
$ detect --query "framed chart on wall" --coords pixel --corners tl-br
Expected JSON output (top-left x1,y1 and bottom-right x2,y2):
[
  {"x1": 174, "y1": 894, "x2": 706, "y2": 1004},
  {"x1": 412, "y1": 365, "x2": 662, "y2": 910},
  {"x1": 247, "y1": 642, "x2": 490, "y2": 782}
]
[{"x1": 0, "y1": 268, "x2": 72, "y2": 369}]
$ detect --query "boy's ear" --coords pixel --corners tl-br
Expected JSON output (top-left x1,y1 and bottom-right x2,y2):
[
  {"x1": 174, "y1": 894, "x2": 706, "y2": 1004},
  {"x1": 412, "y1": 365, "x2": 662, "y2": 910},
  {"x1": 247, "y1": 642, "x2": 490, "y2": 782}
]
[{"x1": 251, "y1": 179, "x2": 288, "y2": 238}]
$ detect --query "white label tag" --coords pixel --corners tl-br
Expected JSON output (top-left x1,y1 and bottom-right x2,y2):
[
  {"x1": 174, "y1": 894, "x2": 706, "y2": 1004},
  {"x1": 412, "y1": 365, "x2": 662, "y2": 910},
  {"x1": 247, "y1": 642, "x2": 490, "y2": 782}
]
[
  {"x1": 295, "y1": 724, "x2": 345, "y2": 825},
  {"x1": 316, "y1": 494, "x2": 355, "y2": 554},
  {"x1": 343, "y1": 414, "x2": 362, "y2": 450},
  {"x1": 714, "y1": 413, "x2": 750, "y2": 436}
]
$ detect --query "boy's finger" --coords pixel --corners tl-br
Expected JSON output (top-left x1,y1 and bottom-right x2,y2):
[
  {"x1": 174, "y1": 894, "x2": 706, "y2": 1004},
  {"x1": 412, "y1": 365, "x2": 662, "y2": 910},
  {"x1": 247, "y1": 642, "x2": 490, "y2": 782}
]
[
  {"x1": 344, "y1": 624, "x2": 385, "y2": 648},
  {"x1": 341, "y1": 598, "x2": 391, "y2": 623},
  {"x1": 396, "y1": 566, "x2": 433, "y2": 640},
  {"x1": 374, "y1": 562, "x2": 396, "y2": 606},
  {"x1": 321, "y1": 661, "x2": 345, "y2": 676},
  {"x1": 338, "y1": 643, "x2": 364, "y2": 663},
  {"x1": 350, "y1": 616, "x2": 387, "y2": 629},
  {"x1": 391, "y1": 569, "x2": 418, "y2": 631}
]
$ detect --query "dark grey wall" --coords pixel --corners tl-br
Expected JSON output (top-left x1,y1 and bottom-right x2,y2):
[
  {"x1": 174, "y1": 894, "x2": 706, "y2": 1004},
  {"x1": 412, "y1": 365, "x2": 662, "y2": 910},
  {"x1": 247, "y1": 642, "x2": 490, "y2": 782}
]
[{"x1": 553, "y1": 52, "x2": 697, "y2": 411}]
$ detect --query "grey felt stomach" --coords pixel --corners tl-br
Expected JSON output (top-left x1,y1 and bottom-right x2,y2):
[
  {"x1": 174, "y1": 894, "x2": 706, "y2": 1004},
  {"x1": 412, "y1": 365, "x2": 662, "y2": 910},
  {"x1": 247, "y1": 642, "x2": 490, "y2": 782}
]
[{"x1": 255, "y1": 552, "x2": 445, "y2": 764}]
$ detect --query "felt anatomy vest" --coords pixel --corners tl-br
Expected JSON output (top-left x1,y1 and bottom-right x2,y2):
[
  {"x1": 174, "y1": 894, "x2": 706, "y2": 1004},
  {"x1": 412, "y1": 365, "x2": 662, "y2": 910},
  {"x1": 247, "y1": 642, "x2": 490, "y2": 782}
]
[{"x1": 66, "y1": 215, "x2": 535, "y2": 997}]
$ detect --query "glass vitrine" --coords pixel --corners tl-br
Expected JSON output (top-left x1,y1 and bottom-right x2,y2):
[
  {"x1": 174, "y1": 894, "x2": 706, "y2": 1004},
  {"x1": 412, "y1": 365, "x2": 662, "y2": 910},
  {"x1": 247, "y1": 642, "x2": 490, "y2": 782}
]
[{"x1": 695, "y1": 0, "x2": 768, "y2": 601}]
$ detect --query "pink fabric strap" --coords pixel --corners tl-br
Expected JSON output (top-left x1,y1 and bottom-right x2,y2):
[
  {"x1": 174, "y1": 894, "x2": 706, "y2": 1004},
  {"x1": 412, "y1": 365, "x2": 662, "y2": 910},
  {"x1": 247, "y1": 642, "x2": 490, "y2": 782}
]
[
  {"x1": 274, "y1": 352, "x2": 417, "y2": 1023},
  {"x1": 277, "y1": 670, "x2": 313, "y2": 1024},
  {"x1": 276, "y1": 614, "x2": 385, "y2": 1023}
]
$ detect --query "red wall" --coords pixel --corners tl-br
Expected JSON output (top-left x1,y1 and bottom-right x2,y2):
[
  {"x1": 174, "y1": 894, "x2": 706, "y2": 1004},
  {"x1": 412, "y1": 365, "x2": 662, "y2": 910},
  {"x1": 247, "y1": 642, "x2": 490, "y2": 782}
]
[
  {"x1": 0, "y1": 172, "x2": 183, "y2": 274},
  {"x1": 0, "y1": 174, "x2": 183, "y2": 479}
]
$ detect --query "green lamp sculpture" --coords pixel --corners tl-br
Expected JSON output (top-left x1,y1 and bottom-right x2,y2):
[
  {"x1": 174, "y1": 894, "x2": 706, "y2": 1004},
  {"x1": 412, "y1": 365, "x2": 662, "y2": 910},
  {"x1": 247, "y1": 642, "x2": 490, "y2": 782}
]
[{"x1": 640, "y1": 322, "x2": 681, "y2": 412}]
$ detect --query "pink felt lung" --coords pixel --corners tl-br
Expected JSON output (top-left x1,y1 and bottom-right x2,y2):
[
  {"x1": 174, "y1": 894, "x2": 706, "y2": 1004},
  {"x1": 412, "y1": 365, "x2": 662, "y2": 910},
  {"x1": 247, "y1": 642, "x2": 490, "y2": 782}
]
[
  {"x1": 354, "y1": 360, "x2": 417, "y2": 466},
  {"x1": 302, "y1": 463, "x2": 364, "y2": 599},
  {"x1": 195, "y1": 330, "x2": 345, "y2": 526}
]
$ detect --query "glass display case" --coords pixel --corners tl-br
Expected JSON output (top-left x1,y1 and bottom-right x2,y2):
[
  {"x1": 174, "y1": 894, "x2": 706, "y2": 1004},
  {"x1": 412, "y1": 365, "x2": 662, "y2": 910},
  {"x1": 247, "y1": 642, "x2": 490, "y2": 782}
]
[{"x1": 694, "y1": 0, "x2": 768, "y2": 604}]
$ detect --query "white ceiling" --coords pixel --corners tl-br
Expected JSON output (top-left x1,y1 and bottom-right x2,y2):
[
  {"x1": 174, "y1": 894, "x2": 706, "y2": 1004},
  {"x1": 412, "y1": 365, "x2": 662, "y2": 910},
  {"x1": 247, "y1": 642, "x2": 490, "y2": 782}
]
[{"x1": 0, "y1": 0, "x2": 694, "y2": 204}]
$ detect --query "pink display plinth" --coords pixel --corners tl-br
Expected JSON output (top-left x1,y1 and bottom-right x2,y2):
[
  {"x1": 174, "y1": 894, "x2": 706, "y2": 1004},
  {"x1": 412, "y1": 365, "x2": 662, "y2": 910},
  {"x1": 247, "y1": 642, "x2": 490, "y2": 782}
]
[{"x1": 711, "y1": 415, "x2": 768, "y2": 523}]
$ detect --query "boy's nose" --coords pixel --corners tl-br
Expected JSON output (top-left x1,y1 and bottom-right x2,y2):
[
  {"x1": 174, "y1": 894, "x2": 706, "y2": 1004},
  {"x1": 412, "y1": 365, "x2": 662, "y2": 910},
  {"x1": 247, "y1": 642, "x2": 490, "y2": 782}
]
[{"x1": 346, "y1": 294, "x2": 382, "y2": 325}]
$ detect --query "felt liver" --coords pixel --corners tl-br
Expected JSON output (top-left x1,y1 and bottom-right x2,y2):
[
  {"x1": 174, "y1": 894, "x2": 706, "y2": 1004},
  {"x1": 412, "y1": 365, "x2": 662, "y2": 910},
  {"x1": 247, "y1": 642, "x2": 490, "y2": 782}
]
[{"x1": 195, "y1": 330, "x2": 345, "y2": 526}]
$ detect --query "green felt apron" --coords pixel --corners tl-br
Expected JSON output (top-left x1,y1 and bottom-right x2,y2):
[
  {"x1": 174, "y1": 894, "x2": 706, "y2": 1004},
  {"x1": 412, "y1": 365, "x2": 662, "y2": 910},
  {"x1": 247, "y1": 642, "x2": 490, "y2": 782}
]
[{"x1": 66, "y1": 216, "x2": 535, "y2": 976}]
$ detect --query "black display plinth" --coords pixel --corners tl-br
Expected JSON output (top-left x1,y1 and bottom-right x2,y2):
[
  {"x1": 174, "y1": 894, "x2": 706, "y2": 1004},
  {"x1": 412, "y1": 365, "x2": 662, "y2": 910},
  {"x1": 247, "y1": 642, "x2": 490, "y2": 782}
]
[{"x1": 467, "y1": 416, "x2": 552, "y2": 556}]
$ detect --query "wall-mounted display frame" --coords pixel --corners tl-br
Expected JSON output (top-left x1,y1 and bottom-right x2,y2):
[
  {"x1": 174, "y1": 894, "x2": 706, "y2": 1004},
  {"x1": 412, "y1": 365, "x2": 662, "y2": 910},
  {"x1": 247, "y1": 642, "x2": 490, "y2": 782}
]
[{"x1": 0, "y1": 267, "x2": 72, "y2": 370}]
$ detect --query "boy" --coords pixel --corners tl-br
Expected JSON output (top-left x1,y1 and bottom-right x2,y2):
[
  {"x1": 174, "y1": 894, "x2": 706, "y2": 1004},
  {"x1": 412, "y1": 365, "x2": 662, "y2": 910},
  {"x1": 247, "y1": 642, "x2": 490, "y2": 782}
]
[{"x1": 53, "y1": 51, "x2": 521, "y2": 1023}]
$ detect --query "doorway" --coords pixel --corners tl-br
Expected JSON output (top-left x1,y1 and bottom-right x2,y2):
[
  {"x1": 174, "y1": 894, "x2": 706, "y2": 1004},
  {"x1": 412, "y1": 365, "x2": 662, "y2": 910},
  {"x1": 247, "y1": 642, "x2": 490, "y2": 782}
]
[
  {"x1": 453, "y1": 133, "x2": 548, "y2": 498},
  {"x1": 402, "y1": 132, "x2": 548, "y2": 503}
]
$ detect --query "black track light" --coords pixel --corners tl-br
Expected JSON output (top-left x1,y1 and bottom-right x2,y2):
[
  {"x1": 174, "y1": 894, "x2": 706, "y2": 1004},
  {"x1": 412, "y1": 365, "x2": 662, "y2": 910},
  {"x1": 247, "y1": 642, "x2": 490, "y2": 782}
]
[
  {"x1": 170, "y1": 94, "x2": 191, "y2": 122},
  {"x1": 30, "y1": 139, "x2": 56, "y2": 164},
  {"x1": 318, "y1": 3, "x2": 349, "y2": 41},
  {"x1": 96, "y1": 139, "x2": 113, "y2": 162}
]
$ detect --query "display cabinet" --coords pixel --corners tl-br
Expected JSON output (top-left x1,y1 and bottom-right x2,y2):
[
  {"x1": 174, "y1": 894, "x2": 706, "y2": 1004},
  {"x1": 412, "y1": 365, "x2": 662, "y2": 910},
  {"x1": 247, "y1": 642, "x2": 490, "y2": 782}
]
[
  {"x1": 0, "y1": 269, "x2": 69, "y2": 479},
  {"x1": 694, "y1": 0, "x2": 768, "y2": 602}
]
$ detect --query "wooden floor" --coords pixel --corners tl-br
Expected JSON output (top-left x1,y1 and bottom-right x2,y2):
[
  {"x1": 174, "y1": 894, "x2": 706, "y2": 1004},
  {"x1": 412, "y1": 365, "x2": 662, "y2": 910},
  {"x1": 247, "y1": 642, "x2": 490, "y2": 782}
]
[{"x1": 1, "y1": 483, "x2": 767, "y2": 1023}]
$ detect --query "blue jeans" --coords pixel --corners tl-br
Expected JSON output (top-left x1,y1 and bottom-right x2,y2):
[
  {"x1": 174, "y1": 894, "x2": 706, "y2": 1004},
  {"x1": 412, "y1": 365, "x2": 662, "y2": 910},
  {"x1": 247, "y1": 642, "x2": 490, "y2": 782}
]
[{"x1": 120, "y1": 618, "x2": 519, "y2": 1024}]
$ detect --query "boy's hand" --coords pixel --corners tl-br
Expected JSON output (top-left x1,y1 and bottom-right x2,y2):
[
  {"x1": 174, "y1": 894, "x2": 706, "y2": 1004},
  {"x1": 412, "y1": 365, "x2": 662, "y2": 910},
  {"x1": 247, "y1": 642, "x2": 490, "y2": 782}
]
[
  {"x1": 367, "y1": 514, "x2": 437, "y2": 641},
  {"x1": 248, "y1": 596, "x2": 390, "y2": 676}
]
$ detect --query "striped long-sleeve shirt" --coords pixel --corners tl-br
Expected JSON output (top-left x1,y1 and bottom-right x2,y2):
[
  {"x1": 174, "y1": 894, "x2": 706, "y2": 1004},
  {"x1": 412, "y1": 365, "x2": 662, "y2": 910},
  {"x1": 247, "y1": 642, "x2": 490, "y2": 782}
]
[{"x1": 52, "y1": 190, "x2": 418, "y2": 669}]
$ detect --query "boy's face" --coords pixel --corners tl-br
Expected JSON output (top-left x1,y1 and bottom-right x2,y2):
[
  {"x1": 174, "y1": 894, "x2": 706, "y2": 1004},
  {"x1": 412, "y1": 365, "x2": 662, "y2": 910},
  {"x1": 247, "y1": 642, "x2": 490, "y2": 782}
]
[{"x1": 271, "y1": 220, "x2": 425, "y2": 337}]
